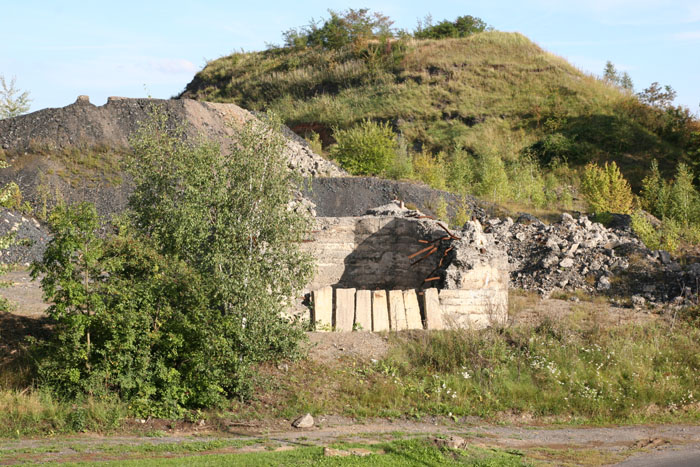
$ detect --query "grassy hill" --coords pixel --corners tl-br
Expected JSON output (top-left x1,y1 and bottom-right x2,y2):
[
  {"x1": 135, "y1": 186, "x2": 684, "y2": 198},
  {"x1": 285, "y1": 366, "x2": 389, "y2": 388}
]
[{"x1": 182, "y1": 31, "x2": 695, "y2": 212}]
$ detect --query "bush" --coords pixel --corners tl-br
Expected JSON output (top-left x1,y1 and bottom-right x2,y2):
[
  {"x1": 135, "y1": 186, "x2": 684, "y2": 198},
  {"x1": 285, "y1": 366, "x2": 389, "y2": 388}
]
[
  {"x1": 283, "y1": 8, "x2": 394, "y2": 50},
  {"x1": 414, "y1": 15, "x2": 491, "y2": 40},
  {"x1": 412, "y1": 151, "x2": 447, "y2": 190},
  {"x1": 580, "y1": 161, "x2": 634, "y2": 214},
  {"x1": 31, "y1": 110, "x2": 313, "y2": 415},
  {"x1": 330, "y1": 119, "x2": 398, "y2": 175}
]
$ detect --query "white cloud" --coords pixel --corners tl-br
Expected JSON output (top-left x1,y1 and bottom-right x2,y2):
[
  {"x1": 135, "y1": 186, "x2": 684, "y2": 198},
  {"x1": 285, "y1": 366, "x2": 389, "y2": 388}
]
[
  {"x1": 147, "y1": 58, "x2": 197, "y2": 74},
  {"x1": 673, "y1": 31, "x2": 700, "y2": 41}
]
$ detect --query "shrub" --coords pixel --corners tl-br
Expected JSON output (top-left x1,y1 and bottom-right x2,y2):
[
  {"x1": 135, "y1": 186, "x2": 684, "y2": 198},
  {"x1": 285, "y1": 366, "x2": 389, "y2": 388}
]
[
  {"x1": 330, "y1": 119, "x2": 398, "y2": 175},
  {"x1": 475, "y1": 154, "x2": 510, "y2": 202},
  {"x1": 283, "y1": 8, "x2": 394, "y2": 50},
  {"x1": 412, "y1": 151, "x2": 447, "y2": 190},
  {"x1": 640, "y1": 159, "x2": 670, "y2": 216},
  {"x1": 580, "y1": 161, "x2": 634, "y2": 214},
  {"x1": 669, "y1": 163, "x2": 699, "y2": 227},
  {"x1": 31, "y1": 110, "x2": 313, "y2": 415},
  {"x1": 414, "y1": 15, "x2": 491, "y2": 40}
]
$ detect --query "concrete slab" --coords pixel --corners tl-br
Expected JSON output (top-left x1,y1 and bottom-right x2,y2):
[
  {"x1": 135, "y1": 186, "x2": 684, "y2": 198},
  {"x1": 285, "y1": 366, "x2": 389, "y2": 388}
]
[
  {"x1": 355, "y1": 290, "x2": 372, "y2": 331},
  {"x1": 335, "y1": 288, "x2": 356, "y2": 332},
  {"x1": 423, "y1": 288, "x2": 443, "y2": 330},
  {"x1": 312, "y1": 286, "x2": 333, "y2": 331},
  {"x1": 371, "y1": 290, "x2": 390, "y2": 332},
  {"x1": 403, "y1": 289, "x2": 423, "y2": 330},
  {"x1": 388, "y1": 290, "x2": 407, "y2": 331}
]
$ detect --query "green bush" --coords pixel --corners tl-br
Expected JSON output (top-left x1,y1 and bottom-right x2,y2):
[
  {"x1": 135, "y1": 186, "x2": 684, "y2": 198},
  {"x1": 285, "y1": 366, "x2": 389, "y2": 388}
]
[
  {"x1": 414, "y1": 15, "x2": 491, "y2": 39},
  {"x1": 580, "y1": 161, "x2": 634, "y2": 214},
  {"x1": 31, "y1": 110, "x2": 313, "y2": 416},
  {"x1": 330, "y1": 119, "x2": 398, "y2": 175}
]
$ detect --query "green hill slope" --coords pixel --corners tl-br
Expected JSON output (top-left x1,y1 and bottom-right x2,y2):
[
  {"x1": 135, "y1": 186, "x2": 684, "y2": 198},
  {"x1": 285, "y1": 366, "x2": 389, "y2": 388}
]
[{"x1": 182, "y1": 31, "x2": 694, "y2": 210}]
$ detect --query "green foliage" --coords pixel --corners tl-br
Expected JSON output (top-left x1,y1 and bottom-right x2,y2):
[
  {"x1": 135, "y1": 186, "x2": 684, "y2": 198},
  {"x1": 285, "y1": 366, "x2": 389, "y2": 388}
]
[
  {"x1": 414, "y1": 14, "x2": 491, "y2": 39},
  {"x1": 31, "y1": 109, "x2": 313, "y2": 416},
  {"x1": 581, "y1": 161, "x2": 634, "y2": 214},
  {"x1": 282, "y1": 8, "x2": 395, "y2": 50},
  {"x1": 669, "y1": 163, "x2": 699, "y2": 227},
  {"x1": 603, "y1": 61, "x2": 633, "y2": 91},
  {"x1": 639, "y1": 160, "x2": 700, "y2": 248},
  {"x1": 412, "y1": 151, "x2": 447, "y2": 190},
  {"x1": 330, "y1": 119, "x2": 398, "y2": 175},
  {"x1": 630, "y1": 211, "x2": 660, "y2": 250},
  {"x1": 0, "y1": 75, "x2": 31, "y2": 119}
]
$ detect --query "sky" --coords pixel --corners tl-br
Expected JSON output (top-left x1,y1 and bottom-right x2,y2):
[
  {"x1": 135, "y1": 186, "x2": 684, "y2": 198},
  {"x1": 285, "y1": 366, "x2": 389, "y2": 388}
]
[{"x1": 1, "y1": 0, "x2": 699, "y2": 114}]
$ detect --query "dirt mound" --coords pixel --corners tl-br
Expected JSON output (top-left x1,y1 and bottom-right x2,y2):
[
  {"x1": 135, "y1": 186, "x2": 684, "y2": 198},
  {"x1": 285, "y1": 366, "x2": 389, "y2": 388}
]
[
  {"x1": 303, "y1": 177, "x2": 488, "y2": 219},
  {"x1": 0, "y1": 96, "x2": 343, "y2": 178}
]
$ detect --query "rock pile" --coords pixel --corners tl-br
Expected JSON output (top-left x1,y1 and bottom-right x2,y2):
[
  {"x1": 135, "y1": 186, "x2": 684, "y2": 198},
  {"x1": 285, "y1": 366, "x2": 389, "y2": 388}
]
[
  {"x1": 0, "y1": 208, "x2": 47, "y2": 266},
  {"x1": 486, "y1": 212, "x2": 699, "y2": 305}
]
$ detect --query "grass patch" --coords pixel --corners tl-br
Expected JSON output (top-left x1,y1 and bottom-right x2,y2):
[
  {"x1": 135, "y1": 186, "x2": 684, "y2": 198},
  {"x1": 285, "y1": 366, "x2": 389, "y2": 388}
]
[{"x1": 47, "y1": 438, "x2": 528, "y2": 466}]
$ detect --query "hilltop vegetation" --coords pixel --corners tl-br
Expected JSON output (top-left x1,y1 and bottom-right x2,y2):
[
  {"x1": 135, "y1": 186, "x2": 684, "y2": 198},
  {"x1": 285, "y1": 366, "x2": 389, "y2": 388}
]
[{"x1": 182, "y1": 9, "x2": 699, "y2": 215}]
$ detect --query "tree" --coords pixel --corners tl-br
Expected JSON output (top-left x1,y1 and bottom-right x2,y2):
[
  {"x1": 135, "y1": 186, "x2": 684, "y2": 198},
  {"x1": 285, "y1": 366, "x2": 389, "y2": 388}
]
[
  {"x1": 580, "y1": 161, "x2": 634, "y2": 214},
  {"x1": 0, "y1": 75, "x2": 31, "y2": 118},
  {"x1": 32, "y1": 109, "x2": 314, "y2": 415},
  {"x1": 283, "y1": 8, "x2": 395, "y2": 50},
  {"x1": 638, "y1": 82, "x2": 677, "y2": 109},
  {"x1": 127, "y1": 109, "x2": 314, "y2": 398},
  {"x1": 414, "y1": 15, "x2": 491, "y2": 39},
  {"x1": 602, "y1": 61, "x2": 633, "y2": 91}
]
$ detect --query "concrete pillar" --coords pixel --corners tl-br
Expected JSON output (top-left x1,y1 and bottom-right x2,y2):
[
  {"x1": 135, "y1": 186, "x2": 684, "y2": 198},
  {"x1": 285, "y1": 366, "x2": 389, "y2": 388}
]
[
  {"x1": 335, "y1": 288, "x2": 356, "y2": 332},
  {"x1": 355, "y1": 290, "x2": 372, "y2": 331},
  {"x1": 312, "y1": 287, "x2": 333, "y2": 331},
  {"x1": 388, "y1": 290, "x2": 407, "y2": 331},
  {"x1": 422, "y1": 288, "x2": 443, "y2": 330},
  {"x1": 403, "y1": 290, "x2": 423, "y2": 330},
  {"x1": 371, "y1": 290, "x2": 390, "y2": 332}
]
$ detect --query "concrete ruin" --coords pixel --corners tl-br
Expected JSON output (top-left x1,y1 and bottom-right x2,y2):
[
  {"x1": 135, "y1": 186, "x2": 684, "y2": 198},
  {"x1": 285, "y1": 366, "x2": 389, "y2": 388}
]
[{"x1": 301, "y1": 203, "x2": 509, "y2": 331}]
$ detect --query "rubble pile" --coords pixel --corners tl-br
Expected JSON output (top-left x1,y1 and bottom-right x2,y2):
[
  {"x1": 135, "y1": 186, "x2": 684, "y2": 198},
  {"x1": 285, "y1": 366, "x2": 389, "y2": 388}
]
[{"x1": 486, "y1": 212, "x2": 699, "y2": 305}]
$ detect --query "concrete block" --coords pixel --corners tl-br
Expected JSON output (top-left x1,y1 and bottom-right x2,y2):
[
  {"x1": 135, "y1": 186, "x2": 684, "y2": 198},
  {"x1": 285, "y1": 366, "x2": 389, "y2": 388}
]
[
  {"x1": 355, "y1": 290, "x2": 372, "y2": 331},
  {"x1": 312, "y1": 287, "x2": 333, "y2": 331},
  {"x1": 371, "y1": 290, "x2": 390, "y2": 332},
  {"x1": 403, "y1": 290, "x2": 423, "y2": 330},
  {"x1": 335, "y1": 288, "x2": 356, "y2": 332},
  {"x1": 388, "y1": 290, "x2": 407, "y2": 331},
  {"x1": 423, "y1": 288, "x2": 443, "y2": 330}
]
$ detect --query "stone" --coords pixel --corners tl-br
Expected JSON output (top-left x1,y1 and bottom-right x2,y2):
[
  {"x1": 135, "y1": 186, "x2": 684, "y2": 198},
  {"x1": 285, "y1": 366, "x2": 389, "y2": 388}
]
[
  {"x1": 561, "y1": 212, "x2": 575, "y2": 223},
  {"x1": 371, "y1": 290, "x2": 390, "y2": 331},
  {"x1": 422, "y1": 288, "x2": 443, "y2": 330},
  {"x1": 631, "y1": 295, "x2": 646, "y2": 308},
  {"x1": 597, "y1": 276, "x2": 611, "y2": 291},
  {"x1": 312, "y1": 287, "x2": 333, "y2": 331},
  {"x1": 403, "y1": 290, "x2": 423, "y2": 330},
  {"x1": 292, "y1": 413, "x2": 314, "y2": 428},
  {"x1": 388, "y1": 290, "x2": 407, "y2": 331},
  {"x1": 559, "y1": 257, "x2": 574, "y2": 268},
  {"x1": 658, "y1": 250, "x2": 672, "y2": 264},
  {"x1": 355, "y1": 290, "x2": 372, "y2": 331},
  {"x1": 324, "y1": 447, "x2": 350, "y2": 457},
  {"x1": 434, "y1": 435, "x2": 466, "y2": 450},
  {"x1": 335, "y1": 288, "x2": 356, "y2": 332}
]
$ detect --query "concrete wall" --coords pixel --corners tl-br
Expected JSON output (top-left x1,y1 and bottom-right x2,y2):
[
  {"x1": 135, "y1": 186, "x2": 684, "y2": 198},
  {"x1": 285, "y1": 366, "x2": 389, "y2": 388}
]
[
  {"x1": 304, "y1": 216, "x2": 442, "y2": 291},
  {"x1": 302, "y1": 215, "x2": 509, "y2": 330}
]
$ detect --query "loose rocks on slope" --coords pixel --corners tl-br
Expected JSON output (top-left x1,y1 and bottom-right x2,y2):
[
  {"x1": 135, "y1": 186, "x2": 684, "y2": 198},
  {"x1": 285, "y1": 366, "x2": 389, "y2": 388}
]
[{"x1": 486, "y1": 213, "x2": 699, "y2": 305}]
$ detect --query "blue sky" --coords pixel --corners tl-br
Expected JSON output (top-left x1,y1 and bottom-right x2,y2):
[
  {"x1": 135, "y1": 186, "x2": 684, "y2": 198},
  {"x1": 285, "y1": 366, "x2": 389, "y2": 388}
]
[{"x1": 1, "y1": 0, "x2": 699, "y2": 113}]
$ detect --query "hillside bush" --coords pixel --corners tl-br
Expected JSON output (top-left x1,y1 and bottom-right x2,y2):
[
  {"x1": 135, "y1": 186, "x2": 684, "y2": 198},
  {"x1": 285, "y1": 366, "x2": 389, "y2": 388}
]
[
  {"x1": 580, "y1": 161, "x2": 634, "y2": 214},
  {"x1": 283, "y1": 8, "x2": 394, "y2": 50},
  {"x1": 330, "y1": 119, "x2": 398, "y2": 175},
  {"x1": 414, "y1": 15, "x2": 491, "y2": 39},
  {"x1": 31, "y1": 110, "x2": 313, "y2": 416}
]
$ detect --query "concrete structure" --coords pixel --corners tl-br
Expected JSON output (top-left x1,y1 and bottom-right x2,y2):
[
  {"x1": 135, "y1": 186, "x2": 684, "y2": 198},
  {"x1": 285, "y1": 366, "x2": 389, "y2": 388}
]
[
  {"x1": 371, "y1": 290, "x2": 390, "y2": 331},
  {"x1": 355, "y1": 290, "x2": 372, "y2": 331},
  {"x1": 303, "y1": 206, "x2": 509, "y2": 331}
]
